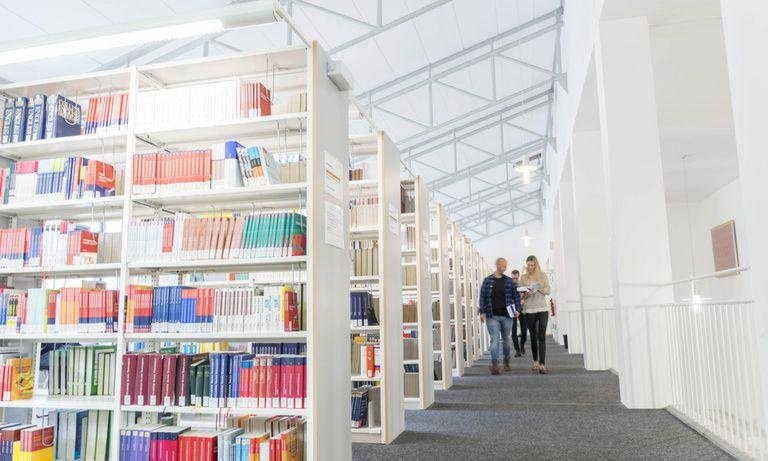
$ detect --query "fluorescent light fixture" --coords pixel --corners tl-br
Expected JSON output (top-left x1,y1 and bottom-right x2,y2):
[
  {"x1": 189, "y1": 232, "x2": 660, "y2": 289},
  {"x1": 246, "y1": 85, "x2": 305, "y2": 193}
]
[
  {"x1": 514, "y1": 155, "x2": 537, "y2": 185},
  {"x1": 0, "y1": 1, "x2": 280, "y2": 66}
]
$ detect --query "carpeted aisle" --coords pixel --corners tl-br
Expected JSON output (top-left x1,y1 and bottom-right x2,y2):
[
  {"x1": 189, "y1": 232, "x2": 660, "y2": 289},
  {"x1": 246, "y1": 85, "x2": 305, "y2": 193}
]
[{"x1": 352, "y1": 337, "x2": 732, "y2": 461}]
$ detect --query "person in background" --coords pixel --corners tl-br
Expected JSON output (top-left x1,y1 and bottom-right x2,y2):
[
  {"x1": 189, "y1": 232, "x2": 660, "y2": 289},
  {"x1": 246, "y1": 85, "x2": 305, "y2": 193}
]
[
  {"x1": 478, "y1": 257, "x2": 521, "y2": 375},
  {"x1": 510, "y1": 269, "x2": 527, "y2": 357},
  {"x1": 520, "y1": 255, "x2": 551, "y2": 374}
]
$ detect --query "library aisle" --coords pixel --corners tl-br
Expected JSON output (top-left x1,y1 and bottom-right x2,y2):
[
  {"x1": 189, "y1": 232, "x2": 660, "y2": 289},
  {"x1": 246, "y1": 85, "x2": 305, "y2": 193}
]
[{"x1": 352, "y1": 339, "x2": 732, "y2": 461}]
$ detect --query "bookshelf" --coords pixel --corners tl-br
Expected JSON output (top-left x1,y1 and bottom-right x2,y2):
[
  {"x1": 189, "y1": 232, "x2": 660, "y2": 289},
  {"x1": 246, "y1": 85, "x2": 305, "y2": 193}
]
[
  {"x1": 348, "y1": 131, "x2": 403, "y2": 444},
  {"x1": 400, "y1": 177, "x2": 434, "y2": 411},
  {"x1": 0, "y1": 40, "x2": 352, "y2": 461},
  {"x1": 448, "y1": 221, "x2": 466, "y2": 377},
  {"x1": 430, "y1": 203, "x2": 453, "y2": 390},
  {"x1": 460, "y1": 235, "x2": 477, "y2": 368}
]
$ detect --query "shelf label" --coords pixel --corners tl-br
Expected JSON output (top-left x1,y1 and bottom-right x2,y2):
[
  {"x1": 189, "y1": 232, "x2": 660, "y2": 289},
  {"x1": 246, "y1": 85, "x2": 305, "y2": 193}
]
[
  {"x1": 324, "y1": 152, "x2": 343, "y2": 202},
  {"x1": 325, "y1": 201, "x2": 345, "y2": 249}
]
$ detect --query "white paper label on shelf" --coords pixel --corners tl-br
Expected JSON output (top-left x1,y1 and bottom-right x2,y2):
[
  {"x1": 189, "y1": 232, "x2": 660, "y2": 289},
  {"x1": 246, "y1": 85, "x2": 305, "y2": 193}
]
[
  {"x1": 325, "y1": 201, "x2": 345, "y2": 249},
  {"x1": 324, "y1": 152, "x2": 343, "y2": 202},
  {"x1": 388, "y1": 202, "x2": 399, "y2": 235}
]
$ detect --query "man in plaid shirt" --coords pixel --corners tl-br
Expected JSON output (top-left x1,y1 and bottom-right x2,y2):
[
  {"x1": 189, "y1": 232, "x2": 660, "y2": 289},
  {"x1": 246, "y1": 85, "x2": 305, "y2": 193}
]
[{"x1": 478, "y1": 257, "x2": 522, "y2": 375}]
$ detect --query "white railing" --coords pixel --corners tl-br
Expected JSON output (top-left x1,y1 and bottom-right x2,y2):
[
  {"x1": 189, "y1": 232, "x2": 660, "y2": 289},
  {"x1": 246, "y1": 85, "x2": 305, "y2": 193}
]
[{"x1": 662, "y1": 299, "x2": 767, "y2": 459}]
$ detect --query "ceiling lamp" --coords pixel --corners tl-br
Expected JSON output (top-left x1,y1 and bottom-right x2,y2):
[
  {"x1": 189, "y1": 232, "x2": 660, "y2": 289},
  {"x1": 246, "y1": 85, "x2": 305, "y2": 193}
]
[
  {"x1": 514, "y1": 155, "x2": 538, "y2": 184},
  {"x1": 521, "y1": 229, "x2": 531, "y2": 247},
  {"x1": 0, "y1": 1, "x2": 282, "y2": 66}
]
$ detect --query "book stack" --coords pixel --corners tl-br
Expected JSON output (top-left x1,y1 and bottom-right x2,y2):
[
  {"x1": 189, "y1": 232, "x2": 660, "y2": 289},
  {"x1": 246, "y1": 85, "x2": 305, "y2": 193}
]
[
  {"x1": 400, "y1": 181, "x2": 415, "y2": 213},
  {"x1": 402, "y1": 224, "x2": 416, "y2": 251},
  {"x1": 350, "y1": 292, "x2": 378, "y2": 327},
  {"x1": 83, "y1": 94, "x2": 129, "y2": 134},
  {"x1": 0, "y1": 157, "x2": 116, "y2": 205},
  {"x1": 402, "y1": 301, "x2": 417, "y2": 324},
  {"x1": 351, "y1": 334, "x2": 380, "y2": 379},
  {"x1": 0, "y1": 221, "x2": 118, "y2": 269},
  {"x1": 403, "y1": 338, "x2": 418, "y2": 361},
  {"x1": 127, "y1": 211, "x2": 307, "y2": 263},
  {"x1": 18, "y1": 425, "x2": 54, "y2": 461},
  {"x1": 274, "y1": 152, "x2": 306, "y2": 184},
  {"x1": 0, "y1": 355, "x2": 33, "y2": 401},
  {"x1": 273, "y1": 91, "x2": 307, "y2": 114},
  {"x1": 240, "y1": 81, "x2": 272, "y2": 118},
  {"x1": 121, "y1": 343, "x2": 306, "y2": 410},
  {"x1": 1, "y1": 94, "x2": 82, "y2": 144},
  {"x1": 124, "y1": 284, "x2": 302, "y2": 334},
  {"x1": 120, "y1": 416, "x2": 303, "y2": 461},
  {"x1": 350, "y1": 240, "x2": 379, "y2": 277},
  {"x1": 49, "y1": 345, "x2": 116, "y2": 397},
  {"x1": 350, "y1": 195, "x2": 378, "y2": 227},
  {"x1": 431, "y1": 300, "x2": 441, "y2": 320},
  {"x1": 403, "y1": 365, "x2": 419, "y2": 397},
  {"x1": 0, "y1": 423, "x2": 34, "y2": 461},
  {"x1": 12, "y1": 286, "x2": 118, "y2": 334},
  {"x1": 351, "y1": 386, "x2": 380, "y2": 430},
  {"x1": 132, "y1": 150, "x2": 214, "y2": 193},
  {"x1": 136, "y1": 80, "x2": 272, "y2": 130},
  {"x1": 402, "y1": 265, "x2": 417, "y2": 286},
  {"x1": 48, "y1": 410, "x2": 111, "y2": 461}
]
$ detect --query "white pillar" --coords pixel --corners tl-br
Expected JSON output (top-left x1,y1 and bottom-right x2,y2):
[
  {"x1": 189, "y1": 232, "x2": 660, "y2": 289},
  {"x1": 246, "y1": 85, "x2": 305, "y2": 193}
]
[
  {"x1": 571, "y1": 130, "x2": 615, "y2": 371},
  {"x1": 550, "y1": 195, "x2": 566, "y2": 345},
  {"x1": 720, "y1": 0, "x2": 768, "y2": 439},
  {"x1": 595, "y1": 16, "x2": 673, "y2": 408},
  {"x1": 558, "y1": 155, "x2": 584, "y2": 355}
]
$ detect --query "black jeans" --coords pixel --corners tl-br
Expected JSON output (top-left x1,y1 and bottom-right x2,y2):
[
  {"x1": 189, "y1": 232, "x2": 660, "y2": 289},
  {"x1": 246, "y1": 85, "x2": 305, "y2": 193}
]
[
  {"x1": 511, "y1": 313, "x2": 528, "y2": 352},
  {"x1": 526, "y1": 311, "x2": 549, "y2": 364}
]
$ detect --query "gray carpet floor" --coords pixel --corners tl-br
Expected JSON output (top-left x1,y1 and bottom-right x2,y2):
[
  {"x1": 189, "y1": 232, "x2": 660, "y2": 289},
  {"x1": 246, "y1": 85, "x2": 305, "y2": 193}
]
[{"x1": 352, "y1": 337, "x2": 732, "y2": 461}]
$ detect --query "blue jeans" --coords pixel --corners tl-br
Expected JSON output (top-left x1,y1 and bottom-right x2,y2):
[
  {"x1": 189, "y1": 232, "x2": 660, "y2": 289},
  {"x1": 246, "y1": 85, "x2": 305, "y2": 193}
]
[{"x1": 486, "y1": 315, "x2": 513, "y2": 364}]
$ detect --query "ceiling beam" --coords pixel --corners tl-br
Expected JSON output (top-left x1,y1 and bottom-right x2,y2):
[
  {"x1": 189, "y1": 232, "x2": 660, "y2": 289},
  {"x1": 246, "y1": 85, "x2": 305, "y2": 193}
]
[
  {"x1": 456, "y1": 195, "x2": 541, "y2": 226},
  {"x1": 449, "y1": 188, "x2": 540, "y2": 215},
  {"x1": 356, "y1": 6, "x2": 562, "y2": 102},
  {"x1": 472, "y1": 216, "x2": 542, "y2": 242}
]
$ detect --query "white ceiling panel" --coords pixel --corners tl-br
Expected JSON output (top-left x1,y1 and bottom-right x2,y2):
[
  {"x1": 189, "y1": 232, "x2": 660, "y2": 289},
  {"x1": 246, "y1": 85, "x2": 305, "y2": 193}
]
[{"x1": 0, "y1": 0, "x2": 111, "y2": 35}]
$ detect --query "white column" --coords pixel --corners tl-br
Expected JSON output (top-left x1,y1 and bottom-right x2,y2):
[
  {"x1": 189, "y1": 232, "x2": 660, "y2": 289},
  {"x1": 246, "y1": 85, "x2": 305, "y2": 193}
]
[
  {"x1": 558, "y1": 156, "x2": 584, "y2": 355},
  {"x1": 571, "y1": 130, "x2": 615, "y2": 371},
  {"x1": 550, "y1": 195, "x2": 566, "y2": 345},
  {"x1": 720, "y1": 0, "x2": 768, "y2": 436},
  {"x1": 595, "y1": 16, "x2": 673, "y2": 408}
]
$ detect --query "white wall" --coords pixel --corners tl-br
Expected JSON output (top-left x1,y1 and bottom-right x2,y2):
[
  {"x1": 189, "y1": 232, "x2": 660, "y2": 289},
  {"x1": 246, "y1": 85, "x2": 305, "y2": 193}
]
[
  {"x1": 474, "y1": 221, "x2": 547, "y2": 277},
  {"x1": 667, "y1": 178, "x2": 751, "y2": 301}
]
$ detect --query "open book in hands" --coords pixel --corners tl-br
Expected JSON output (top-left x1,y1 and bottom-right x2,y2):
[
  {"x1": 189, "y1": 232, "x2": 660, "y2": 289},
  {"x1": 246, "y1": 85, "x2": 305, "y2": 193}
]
[{"x1": 517, "y1": 283, "x2": 541, "y2": 293}]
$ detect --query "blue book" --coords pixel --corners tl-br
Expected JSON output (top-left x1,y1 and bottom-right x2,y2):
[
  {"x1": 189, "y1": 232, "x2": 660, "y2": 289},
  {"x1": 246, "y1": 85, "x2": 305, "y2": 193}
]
[
  {"x1": 45, "y1": 94, "x2": 81, "y2": 139},
  {"x1": 23, "y1": 100, "x2": 33, "y2": 142},
  {"x1": 10, "y1": 97, "x2": 28, "y2": 143},
  {"x1": 0, "y1": 99, "x2": 13, "y2": 144},
  {"x1": 30, "y1": 94, "x2": 46, "y2": 141}
]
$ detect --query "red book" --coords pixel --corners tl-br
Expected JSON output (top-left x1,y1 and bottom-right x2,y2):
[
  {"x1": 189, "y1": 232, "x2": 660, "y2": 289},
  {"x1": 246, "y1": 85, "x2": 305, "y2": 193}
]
[
  {"x1": 135, "y1": 353, "x2": 154, "y2": 406},
  {"x1": 176, "y1": 355, "x2": 191, "y2": 406},
  {"x1": 161, "y1": 354, "x2": 178, "y2": 406},
  {"x1": 122, "y1": 353, "x2": 137, "y2": 405},
  {"x1": 366, "y1": 346, "x2": 375, "y2": 379},
  {"x1": 271, "y1": 357, "x2": 281, "y2": 409},
  {"x1": 259, "y1": 356, "x2": 268, "y2": 409},
  {"x1": 147, "y1": 353, "x2": 163, "y2": 406}
]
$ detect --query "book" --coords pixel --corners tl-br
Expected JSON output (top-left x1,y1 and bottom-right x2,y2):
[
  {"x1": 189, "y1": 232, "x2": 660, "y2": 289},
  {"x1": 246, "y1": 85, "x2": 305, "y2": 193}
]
[
  {"x1": 120, "y1": 344, "x2": 306, "y2": 410},
  {"x1": 48, "y1": 345, "x2": 116, "y2": 397},
  {"x1": 19, "y1": 425, "x2": 54, "y2": 461},
  {"x1": 10, "y1": 97, "x2": 28, "y2": 144},
  {"x1": 127, "y1": 211, "x2": 307, "y2": 263},
  {"x1": 350, "y1": 195, "x2": 379, "y2": 228},
  {"x1": 124, "y1": 284, "x2": 304, "y2": 334},
  {"x1": 351, "y1": 239, "x2": 379, "y2": 277},
  {"x1": 83, "y1": 93, "x2": 129, "y2": 135},
  {"x1": 44, "y1": 94, "x2": 82, "y2": 140}
]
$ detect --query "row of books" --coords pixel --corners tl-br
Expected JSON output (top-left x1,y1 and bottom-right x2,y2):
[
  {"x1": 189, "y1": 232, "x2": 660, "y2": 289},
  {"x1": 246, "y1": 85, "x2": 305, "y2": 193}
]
[
  {"x1": 403, "y1": 265, "x2": 417, "y2": 286},
  {"x1": 49, "y1": 345, "x2": 116, "y2": 397},
  {"x1": 351, "y1": 240, "x2": 379, "y2": 277},
  {"x1": 124, "y1": 284, "x2": 302, "y2": 334},
  {"x1": 403, "y1": 338, "x2": 419, "y2": 361},
  {"x1": 400, "y1": 181, "x2": 415, "y2": 214},
  {"x1": 126, "y1": 211, "x2": 307, "y2": 263},
  {"x1": 83, "y1": 94, "x2": 129, "y2": 135},
  {"x1": 350, "y1": 292, "x2": 378, "y2": 327},
  {"x1": 0, "y1": 286, "x2": 118, "y2": 335},
  {"x1": 402, "y1": 300, "x2": 418, "y2": 324},
  {"x1": 0, "y1": 355, "x2": 32, "y2": 401},
  {"x1": 0, "y1": 221, "x2": 120, "y2": 269},
  {"x1": 120, "y1": 416, "x2": 302, "y2": 461},
  {"x1": 0, "y1": 157, "x2": 116, "y2": 205},
  {"x1": 49, "y1": 409, "x2": 112, "y2": 461},
  {"x1": 121, "y1": 346, "x2": 307, "y2": 410},
  {"x1": 351, "y1": 334, "x2": 381, "y2": 379},
  {"x1": 351, "y1": 385, "x2": 380, "y2": 429},
  {"x1": 0, "y1": 94, "x2": 81, "y2": 144},
  {"x1": 404, "y1": 366, "x2": 420, "y2": 397},
  {"x1": 402, "y1": 224, "x2": 416, "y2": 251},
  {"x1": 135, "y1": 80, "x2": 271, "y2": 131},
  {"x1": 350, "y1": 196, "x2": 378, "y2": 228}
]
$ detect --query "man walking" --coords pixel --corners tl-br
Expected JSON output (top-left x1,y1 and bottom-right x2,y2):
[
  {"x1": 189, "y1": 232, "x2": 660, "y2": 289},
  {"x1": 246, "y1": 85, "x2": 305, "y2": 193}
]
[
  {"x1": 511, "y1": 269, "x2": 527, "y2": 357},
  {"x1": 479, "y1": 257, "x2": 521, "y2": 375}
]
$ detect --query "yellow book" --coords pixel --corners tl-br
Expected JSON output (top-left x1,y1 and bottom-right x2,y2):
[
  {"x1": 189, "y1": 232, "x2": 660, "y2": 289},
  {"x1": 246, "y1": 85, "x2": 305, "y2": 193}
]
[{"x1": 9, "y1": 357, "x2": 33, "y2": 400}]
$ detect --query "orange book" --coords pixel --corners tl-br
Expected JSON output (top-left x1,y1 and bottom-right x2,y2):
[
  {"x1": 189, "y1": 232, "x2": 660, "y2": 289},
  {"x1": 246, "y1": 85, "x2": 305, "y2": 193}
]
[
  {"x1": 9, "y1": 357, "x2": 33, "y2": 400},
  {"x1": 366, "y1": 346, "x2": 375, "y2": 379}
]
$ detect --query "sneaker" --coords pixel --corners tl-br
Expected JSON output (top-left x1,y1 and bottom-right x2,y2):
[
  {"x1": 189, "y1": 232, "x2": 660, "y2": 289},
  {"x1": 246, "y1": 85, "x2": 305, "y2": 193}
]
[
  {"x1": 503, "y1": 359, "x2": 512, "y2": 371},
  {"x1": 539, "y1": 365, "x2": 548, "y2": 374},
  {"x1": 532, "y1": 361, "x2": 540, "y2": 372},
  {"x1": 490, "y1": 362, "x2": 500, "y2": 375},
  {"x1": 514, "y1": 351, "x2": 522, "y2": 358}
]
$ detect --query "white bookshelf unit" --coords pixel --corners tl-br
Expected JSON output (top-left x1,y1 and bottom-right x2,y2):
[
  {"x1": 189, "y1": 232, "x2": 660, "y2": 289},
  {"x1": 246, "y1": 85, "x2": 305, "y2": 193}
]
[
  {"x1": 460, "y1": 235, "x2": 476, "y2": 368},
  {"x1": 349, "y1": 131, "x2": 403, "y2": 444},
  {"x1": 430, "y1": 203, "x2": 453, "y2": 391},
  {"x1": 448, "y1": 221, "x2": 466, "y2": 377},
  {"x1": 0, "y1": 39, "x2": 352, "y2": 461},
  {"x1": 400, "y1": 177, "x2": 434, "y2": 411}
]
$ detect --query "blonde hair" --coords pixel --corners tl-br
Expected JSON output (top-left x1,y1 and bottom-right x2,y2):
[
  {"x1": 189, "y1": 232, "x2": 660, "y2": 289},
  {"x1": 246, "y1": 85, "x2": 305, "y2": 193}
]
[{"x1": 522, "y1": 255, "x2": 544, "y2": 283}]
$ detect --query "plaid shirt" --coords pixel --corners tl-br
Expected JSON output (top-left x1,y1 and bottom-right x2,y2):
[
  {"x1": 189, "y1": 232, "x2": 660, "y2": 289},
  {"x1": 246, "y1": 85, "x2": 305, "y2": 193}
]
[{"x1": 478, "y1": 274, "x2": 521, "y2": 318}]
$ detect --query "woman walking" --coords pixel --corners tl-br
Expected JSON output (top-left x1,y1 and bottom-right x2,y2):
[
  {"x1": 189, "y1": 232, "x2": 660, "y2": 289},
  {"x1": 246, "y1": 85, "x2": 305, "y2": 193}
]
[{"x1": 520, "y1": 255, "x2": 551, "y2": 374}]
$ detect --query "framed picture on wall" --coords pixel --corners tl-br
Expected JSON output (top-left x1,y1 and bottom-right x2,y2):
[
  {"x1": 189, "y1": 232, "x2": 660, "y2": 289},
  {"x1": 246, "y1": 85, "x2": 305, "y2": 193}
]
[{"x1": 711, "y1": 220, "x2": 739, "y2": 272}]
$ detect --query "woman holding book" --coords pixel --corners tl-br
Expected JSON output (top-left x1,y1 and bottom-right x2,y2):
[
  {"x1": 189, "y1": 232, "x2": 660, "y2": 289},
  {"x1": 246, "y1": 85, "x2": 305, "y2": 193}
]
[{"x1": 520, "y1": 255, "x2": 551, "y2": 374}]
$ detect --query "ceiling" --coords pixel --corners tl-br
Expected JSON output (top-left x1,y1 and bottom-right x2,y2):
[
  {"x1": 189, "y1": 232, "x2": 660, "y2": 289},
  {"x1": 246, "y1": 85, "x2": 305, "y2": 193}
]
[
  {"x1": 573, "y1": 0, "x2": 737, "y2": 203},
  {"x1": 0, "y1": 0, "x2": 561, "y2": 241}
]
